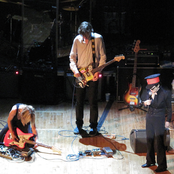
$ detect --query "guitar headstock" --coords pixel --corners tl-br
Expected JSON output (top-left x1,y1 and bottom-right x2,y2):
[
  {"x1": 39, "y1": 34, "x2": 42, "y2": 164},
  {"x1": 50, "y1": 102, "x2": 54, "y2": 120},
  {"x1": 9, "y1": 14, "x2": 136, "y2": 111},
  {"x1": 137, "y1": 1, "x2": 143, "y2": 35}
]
[
  {"x1": 114, "y1": 54, "x2": 125, "y2": 62},
  {"x1": 133, "y1": 40, "x2": 141, "y2": 53},
  {"x1": 51, "y1": 146, "x2": 62, "y2": 155}
]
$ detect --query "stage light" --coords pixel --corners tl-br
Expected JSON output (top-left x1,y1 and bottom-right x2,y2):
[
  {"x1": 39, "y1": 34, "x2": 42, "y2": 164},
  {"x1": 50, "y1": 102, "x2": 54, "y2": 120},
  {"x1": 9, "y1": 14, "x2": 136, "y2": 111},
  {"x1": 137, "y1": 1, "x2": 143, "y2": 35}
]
[
  {"x1": 15, "y1": 71, "x2": 19, "y2": 75},
  {"x1": 99, "y1": 73, "x2": 102, "y2": 78}
]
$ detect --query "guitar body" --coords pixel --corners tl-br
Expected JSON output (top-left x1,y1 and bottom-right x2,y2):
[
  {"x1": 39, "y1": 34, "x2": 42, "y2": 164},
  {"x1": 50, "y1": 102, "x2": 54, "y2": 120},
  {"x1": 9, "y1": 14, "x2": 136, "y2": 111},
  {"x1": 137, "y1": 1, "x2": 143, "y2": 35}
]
[
  {"x1": 76, "y1": 55, "x2": 125, "y2": 88},
  {"x1": 124, "y1": 83, "x2": 141, "y2": 106},
  {"x1": 3, "y1": 128, "x2": 34, "y2": 149}
]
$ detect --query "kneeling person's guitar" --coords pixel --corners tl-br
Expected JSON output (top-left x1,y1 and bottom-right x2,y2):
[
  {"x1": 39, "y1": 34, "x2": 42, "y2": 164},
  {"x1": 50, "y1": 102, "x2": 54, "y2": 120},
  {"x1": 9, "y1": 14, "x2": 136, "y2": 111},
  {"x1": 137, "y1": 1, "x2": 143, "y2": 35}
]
[
  {"x1": 76, "y1": 54, "x2": 125, "y2": 88},
  {"x1": 3, "y1": 128, "x2": 61, "y2": 154}
]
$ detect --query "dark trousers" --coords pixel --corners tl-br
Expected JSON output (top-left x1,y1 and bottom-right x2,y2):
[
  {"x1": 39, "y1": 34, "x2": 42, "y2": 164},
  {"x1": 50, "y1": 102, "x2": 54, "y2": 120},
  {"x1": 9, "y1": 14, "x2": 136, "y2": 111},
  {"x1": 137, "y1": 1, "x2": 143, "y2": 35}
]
[
  {"x1": 146, "y1": 115, "x2": 167, "y2": 169},
  {"x1": 75, "y1": 81, "x2": 98, "y2": 129}
]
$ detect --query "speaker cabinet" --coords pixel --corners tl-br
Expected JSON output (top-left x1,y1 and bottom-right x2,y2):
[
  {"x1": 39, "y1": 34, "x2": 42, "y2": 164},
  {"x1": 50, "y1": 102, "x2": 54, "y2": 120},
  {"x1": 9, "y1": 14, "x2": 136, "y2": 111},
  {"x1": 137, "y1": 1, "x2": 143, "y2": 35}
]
[
  {"x1": 130, "y1": 129, "x2": 170, "y2": 153},
  {"x1": 21, "y1": 70, "x2": 60, "y2": 104},
  {"x1": 0, "y1": 71, "x2": 19, "y2": 98}
]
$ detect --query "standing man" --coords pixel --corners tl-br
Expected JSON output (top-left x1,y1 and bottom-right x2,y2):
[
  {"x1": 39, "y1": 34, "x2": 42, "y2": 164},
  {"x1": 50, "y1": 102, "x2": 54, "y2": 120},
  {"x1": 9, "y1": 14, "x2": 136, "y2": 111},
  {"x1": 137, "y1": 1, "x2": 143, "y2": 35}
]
[
  {"x1": 141, "y1": 74, "x2": 172, "y2": 173},
  {"x1": 69, "y1": 21, "x2": 106, "y2": 137}
]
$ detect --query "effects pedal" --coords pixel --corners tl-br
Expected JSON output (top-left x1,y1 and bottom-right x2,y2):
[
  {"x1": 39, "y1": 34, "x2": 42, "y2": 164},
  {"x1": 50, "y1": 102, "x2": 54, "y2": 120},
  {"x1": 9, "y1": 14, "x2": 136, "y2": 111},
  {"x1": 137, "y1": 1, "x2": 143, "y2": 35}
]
[
  {"x1": 92, "y1": 148, "x2": 101, "y2": 156},
  {"x1": 102, "y1": 147, "x2": 113, "y2": 157},
  {"x1": 84, "y1": 150, "x2": 92, "y2": 156},
  {"x1": 20, "y1": 148, "x2": 34, "y2": 157}
]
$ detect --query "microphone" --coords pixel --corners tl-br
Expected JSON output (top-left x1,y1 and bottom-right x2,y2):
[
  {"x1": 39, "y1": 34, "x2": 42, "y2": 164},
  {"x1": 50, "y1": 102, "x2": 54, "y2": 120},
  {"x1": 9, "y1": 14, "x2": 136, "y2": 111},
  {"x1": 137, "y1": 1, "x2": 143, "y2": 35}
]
[{"x1": 148, "y1": 91, "x2": 152, "y2": 100}]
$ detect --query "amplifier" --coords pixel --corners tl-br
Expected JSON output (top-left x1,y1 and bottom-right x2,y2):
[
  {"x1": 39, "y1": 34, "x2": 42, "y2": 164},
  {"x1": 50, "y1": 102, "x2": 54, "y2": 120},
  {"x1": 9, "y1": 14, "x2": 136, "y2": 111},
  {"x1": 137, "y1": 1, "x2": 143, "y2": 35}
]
[
  {"x1": 21, "y1": 70, "x2": 59, "y2": 104},
  {"x1": 125, "y1": 44, "x2": 159, "y2": 66},
  {"x1": 130, "y1": 129, "x2": 170, "y2": 153},
  {"x1": 0, "y1": 71, "x2": 19, "y2": 98},
  {"x1": 125, "y1": 54, "x2": 159, "y2": 66}
]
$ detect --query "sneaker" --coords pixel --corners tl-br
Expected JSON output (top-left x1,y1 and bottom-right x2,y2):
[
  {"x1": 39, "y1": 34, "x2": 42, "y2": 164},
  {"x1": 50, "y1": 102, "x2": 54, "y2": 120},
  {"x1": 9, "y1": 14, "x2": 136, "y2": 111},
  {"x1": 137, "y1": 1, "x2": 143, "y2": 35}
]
[
  {"x1": 74, "y1": 126, "x2": 80, "y2": 134},
  {"x1": 74, "y1": 127, "x2": 89, "y2": 137},
  {"x1": 89, "y1": 128, "x2": 98, "y2": 137}
]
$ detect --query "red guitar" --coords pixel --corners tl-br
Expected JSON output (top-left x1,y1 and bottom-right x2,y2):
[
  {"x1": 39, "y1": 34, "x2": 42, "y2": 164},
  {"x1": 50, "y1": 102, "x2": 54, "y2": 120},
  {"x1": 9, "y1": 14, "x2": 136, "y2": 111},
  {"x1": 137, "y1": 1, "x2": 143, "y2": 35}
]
[
  {"x1": 3, "y1": 128, "x2": 61, "y2": 154},
  {"x1": 124, "y1": 40, "x2": 142, "y2": 107}
]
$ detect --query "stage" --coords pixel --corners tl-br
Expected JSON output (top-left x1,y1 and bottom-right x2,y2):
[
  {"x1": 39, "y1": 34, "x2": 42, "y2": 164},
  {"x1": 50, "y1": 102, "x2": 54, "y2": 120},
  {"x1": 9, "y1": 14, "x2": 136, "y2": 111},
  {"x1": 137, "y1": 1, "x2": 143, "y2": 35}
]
[{"x1": 0, "y1": 98, "x2": 174, "y2": 174}]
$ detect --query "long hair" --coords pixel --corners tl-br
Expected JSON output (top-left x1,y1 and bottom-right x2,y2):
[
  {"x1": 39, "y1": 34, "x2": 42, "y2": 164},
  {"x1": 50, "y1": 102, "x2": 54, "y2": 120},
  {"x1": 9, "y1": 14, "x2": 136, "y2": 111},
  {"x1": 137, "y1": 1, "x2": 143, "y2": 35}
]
[
  {"x1": 78, "y1": 21, "x2": 94, "y2": 37},
  {"x1": 21, "y1": 105, "x2": 35, "y2": 126}
]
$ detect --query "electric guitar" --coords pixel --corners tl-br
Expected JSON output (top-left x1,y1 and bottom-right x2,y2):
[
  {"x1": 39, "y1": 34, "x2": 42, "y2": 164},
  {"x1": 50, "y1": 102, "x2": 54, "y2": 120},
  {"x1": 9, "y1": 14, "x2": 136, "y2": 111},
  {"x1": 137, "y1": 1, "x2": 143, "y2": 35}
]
[
  {"x1": 124, "y1": 40, "x2": 142, "y2": 107},
  {"x1": 76, "y1": 54, "x2": 125, "y2": 88},
  {"x1": 3, "y1": 128, "x2": 61, "y2": 154}
]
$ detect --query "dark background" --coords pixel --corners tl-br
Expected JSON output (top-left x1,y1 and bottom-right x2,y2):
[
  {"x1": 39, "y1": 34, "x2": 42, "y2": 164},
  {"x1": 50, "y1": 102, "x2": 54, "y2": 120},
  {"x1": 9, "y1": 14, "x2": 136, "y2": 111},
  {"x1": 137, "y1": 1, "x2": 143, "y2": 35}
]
[{"x1": 0, "y1": 0, "x2": 174, "y2": 103}]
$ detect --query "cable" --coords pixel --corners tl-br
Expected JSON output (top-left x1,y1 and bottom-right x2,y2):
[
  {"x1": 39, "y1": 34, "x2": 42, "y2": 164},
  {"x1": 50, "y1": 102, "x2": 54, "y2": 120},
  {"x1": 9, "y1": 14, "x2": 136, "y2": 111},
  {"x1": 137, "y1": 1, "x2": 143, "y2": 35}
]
[
  {"x1": 66, "y1": 154, "x2": 79, "y2": 162},
  {"x1": 70, "y1": 79, "x2": 76, "y2": 130},
  {"x1": 6, "y1": 148, "x2": 25, "y2": 163},
  {"x1": 35, "y1": 150, "x2": 66, "y2": 162},
  {"x1": 58, "y1": 130, "x2": 77, "y2": 138}
]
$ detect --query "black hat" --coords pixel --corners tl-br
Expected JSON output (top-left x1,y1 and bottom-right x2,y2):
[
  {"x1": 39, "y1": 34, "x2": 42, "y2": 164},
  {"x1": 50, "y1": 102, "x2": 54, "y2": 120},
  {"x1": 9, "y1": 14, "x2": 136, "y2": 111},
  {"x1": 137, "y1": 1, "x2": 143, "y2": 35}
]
[{"x1": 145, "y1": 73, "x2": 160, "y2": 89}]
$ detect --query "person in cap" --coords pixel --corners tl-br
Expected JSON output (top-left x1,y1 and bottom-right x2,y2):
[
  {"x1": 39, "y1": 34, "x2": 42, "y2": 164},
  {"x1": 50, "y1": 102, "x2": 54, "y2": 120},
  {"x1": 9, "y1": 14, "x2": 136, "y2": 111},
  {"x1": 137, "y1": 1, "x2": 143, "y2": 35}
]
[
  {"x1": 141, "y1": 74, "x2": 172, "y2": 173},
  {"x1": 0, "y1": 103, "x2": 38, "y2": 144}
]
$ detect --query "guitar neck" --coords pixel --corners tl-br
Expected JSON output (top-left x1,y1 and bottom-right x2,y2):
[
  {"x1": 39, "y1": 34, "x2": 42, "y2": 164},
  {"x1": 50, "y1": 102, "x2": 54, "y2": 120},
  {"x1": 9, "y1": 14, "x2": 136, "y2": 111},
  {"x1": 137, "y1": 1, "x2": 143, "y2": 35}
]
[
  {"x1": 132, "y1": 53, "x2": 138, "y2": 88},
  {"x1": 91, "y1": 59, "x2": 116, "y2": 74},
  {"x1": 25, "y1": 139, "x2": 52, "y2": 149},
  {"x1": 131, "y1": 40, "x2": 140, "y2": 88}
]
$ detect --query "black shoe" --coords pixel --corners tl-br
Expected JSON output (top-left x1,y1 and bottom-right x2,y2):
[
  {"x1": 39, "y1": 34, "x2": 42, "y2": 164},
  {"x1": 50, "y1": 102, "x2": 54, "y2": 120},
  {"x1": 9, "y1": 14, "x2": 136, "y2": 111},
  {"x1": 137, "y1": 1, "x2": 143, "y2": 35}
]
[
  {"x1": 74, "y1": 127, "x2": 89, "y2": 137},
  {"x1": 154, "y1": 168, "x2": 167, "y2": 173},
  {"x1": 167, "y1": 146, "x2": 174, "y2": 153},
  {"x1": 142, "y1": 163, "x2": 155, "y2": 168},
  {"x1": 89, "y1": 128, "x2": 98, "y2": 137}
]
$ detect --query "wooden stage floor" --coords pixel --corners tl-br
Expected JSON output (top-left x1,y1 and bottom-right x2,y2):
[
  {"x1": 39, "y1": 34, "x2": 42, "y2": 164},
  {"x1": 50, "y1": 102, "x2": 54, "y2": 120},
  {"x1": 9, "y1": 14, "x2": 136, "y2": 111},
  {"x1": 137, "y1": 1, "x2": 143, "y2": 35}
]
[{"x1": 0, "y1": 98, "x2": 174, "y2": 174}]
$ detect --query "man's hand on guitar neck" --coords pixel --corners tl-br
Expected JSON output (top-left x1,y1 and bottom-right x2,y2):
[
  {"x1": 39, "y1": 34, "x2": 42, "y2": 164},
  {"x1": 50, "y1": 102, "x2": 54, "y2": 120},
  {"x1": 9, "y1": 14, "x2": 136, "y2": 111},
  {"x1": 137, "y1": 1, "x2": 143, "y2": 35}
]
[{"x1": 93, "y1": 72, "x2": 99, "y2": 81}]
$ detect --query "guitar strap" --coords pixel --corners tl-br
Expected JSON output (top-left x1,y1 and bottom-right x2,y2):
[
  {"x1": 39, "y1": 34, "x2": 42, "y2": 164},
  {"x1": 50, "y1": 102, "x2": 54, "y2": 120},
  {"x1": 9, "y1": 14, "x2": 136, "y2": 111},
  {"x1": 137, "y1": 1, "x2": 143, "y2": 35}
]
[{"x1": 91, "y1": 34, "x2": 96, "y2": 68}]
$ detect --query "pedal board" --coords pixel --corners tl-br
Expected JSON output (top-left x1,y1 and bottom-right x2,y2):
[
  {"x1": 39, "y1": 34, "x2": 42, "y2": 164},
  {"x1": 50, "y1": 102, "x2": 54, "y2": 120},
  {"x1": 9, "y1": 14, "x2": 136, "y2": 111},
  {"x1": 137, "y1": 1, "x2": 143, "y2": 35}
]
[{"x1": 78, "y1": 147, "x2": 113, "y2": 158}]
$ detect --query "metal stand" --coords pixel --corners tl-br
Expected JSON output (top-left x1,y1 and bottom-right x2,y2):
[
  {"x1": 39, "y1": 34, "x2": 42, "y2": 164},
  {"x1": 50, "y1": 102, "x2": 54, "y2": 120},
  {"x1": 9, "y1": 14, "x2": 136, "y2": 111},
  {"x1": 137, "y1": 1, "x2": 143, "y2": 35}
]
[{"x1": 118, "y1": 105, "x2": 147, "y2": 112}]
